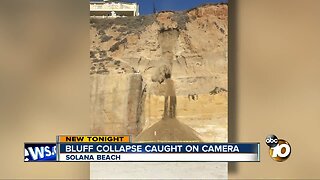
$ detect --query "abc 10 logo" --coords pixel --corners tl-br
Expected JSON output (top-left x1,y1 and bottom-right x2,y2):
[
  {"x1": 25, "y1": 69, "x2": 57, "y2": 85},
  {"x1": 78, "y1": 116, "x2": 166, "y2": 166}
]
[{"x1": 265, "y1": 134, "x2": 291, "y2": 162}]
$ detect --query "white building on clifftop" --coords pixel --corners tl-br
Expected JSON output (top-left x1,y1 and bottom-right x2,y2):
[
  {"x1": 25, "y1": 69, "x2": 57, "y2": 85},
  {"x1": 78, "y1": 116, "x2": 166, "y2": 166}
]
[{"x1": 90, "y1": 0, "x2": 139, "y2": 18}]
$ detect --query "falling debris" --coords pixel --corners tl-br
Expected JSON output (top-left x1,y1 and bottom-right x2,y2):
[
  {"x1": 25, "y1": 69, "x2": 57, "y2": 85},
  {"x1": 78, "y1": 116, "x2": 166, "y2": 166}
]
[
  {"x1": 151, "y1": 64, "x2": 171, "y2": 84},
  {"x1": 135, "y1": 78, "x2": 202, "y2": 142}
]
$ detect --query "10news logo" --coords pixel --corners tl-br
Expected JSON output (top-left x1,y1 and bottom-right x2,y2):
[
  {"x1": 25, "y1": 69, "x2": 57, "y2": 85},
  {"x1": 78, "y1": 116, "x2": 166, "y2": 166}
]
[{"x1": 265, "y1": 134, "x2": 291, "y2": 162}]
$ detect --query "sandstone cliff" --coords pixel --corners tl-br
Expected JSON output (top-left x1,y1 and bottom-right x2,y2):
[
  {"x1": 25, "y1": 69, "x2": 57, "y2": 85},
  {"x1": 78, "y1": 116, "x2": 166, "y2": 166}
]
[{"x1": 90, "y1": 4, "x2": 228, "y2": 142}]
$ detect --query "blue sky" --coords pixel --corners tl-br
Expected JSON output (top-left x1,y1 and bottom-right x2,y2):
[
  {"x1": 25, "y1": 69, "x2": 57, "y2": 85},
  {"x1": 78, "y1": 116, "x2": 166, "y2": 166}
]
[
  {"x1": 92, "y1": 0, "x2": 227, "y2": 15},
  {"x1": 126, "y1": 0, "x2": 227, "y2": 15}
]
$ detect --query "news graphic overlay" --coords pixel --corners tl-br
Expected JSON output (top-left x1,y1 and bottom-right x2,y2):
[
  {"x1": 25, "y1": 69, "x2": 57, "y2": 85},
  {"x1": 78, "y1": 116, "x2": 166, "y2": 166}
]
[
  {"x1": 56, "y1": 135, "x2": 260, "y2": 162},
  {"x1": 24, "y1": 135, "x2": 260, "y2": 162},
  {"x1": 265, "y1": 134, "x2": 291, "y2": 162},
  {"x1": 57, "y1": 135, "x2": 130, "y2": 143},
  {"x1": 24, "y1": 143, "x2": 56, "y2": 162}
]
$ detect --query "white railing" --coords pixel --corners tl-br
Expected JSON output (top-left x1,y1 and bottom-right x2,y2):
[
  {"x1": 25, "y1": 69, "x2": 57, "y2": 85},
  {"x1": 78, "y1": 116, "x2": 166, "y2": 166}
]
[
  {"x1": 90, "y1": 3, "x2": 137, "y2": 11},
  {"x1": 91, "y1": 15, "x2": 128, "y2": 19}
]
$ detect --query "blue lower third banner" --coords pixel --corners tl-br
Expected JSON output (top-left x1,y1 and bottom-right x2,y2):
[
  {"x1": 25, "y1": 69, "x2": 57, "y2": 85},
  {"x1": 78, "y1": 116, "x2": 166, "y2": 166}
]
[
  {"x1": 58, "y1": 143, "x2": 260, "y2": 162},
  {"x1": 24, "y1": 143, "x2": 56, "y2": 162}
]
